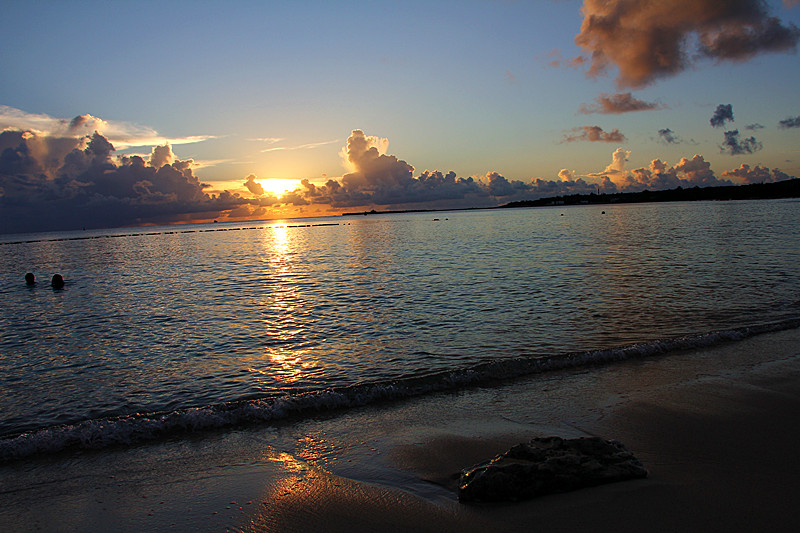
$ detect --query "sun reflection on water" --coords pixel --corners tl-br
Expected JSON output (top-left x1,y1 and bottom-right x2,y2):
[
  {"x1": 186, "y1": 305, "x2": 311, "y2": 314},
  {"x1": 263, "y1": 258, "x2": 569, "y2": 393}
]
[{"x1": 250, "y1": 225, "x2": 320, "y2": 386}]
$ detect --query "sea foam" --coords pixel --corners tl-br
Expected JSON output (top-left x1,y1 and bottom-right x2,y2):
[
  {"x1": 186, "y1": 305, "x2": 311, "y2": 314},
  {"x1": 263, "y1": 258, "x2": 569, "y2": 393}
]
[{"x1": 2, "y1": 318, "x2": 797, "y2": 463}]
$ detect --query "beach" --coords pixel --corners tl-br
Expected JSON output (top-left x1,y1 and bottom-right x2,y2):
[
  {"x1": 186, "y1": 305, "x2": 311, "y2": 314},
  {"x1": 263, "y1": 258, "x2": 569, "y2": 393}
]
[{"x1": 2, "y1": 325, "x2": 798, "y2": 532}]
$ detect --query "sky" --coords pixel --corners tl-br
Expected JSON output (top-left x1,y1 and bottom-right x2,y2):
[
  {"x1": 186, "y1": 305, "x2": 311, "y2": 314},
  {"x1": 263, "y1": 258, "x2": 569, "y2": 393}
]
[{"x1": 1, "y1": 0, "x2": 799, "y2": 234}]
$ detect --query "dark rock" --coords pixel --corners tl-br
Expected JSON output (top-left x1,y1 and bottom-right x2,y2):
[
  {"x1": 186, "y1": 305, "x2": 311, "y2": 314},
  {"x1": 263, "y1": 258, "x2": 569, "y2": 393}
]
[{"x1": 458, "y1": 436, "x2": 647, "y2": 503}]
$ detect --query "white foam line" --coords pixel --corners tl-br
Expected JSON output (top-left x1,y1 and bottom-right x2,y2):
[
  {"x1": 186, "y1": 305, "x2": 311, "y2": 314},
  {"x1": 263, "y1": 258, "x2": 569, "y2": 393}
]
[{"x1": 2, "y1": 318, "x2": 798, "y2": 462}]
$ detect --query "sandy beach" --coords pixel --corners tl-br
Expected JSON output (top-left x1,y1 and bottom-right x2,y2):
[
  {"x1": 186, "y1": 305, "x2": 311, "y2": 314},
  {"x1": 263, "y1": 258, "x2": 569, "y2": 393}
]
[{"x1": 2, "y1": 326, "x2": 799, "y2": 532}]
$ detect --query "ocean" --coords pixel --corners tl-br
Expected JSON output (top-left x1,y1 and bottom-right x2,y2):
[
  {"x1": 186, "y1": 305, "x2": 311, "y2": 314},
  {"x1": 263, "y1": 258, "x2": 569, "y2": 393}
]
[{"x1": 2, "y1": 199, "x2": 799, "y2": 461}]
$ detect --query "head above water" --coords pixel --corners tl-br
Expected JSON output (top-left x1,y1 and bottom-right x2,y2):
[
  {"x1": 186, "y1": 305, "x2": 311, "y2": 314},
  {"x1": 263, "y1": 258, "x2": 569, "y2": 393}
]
[
  {"x1": 51, "y1": 274, "x2": 64, "y2": 289},
  {"x1": 25, "y1": 272, "x2": 35, "y2": 285}
]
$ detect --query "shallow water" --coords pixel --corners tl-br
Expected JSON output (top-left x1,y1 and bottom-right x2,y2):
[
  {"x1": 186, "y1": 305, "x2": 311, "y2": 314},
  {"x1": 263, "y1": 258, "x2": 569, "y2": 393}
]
[{"x1": 1, "y1": 199, "x2": 799, "y2": 451}]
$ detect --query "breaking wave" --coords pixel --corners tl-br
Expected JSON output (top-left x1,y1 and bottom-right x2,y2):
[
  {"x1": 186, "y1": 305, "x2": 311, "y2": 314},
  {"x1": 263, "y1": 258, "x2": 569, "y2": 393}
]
[{"x1": 2, "y1": 318, "x2": 798, "y2": 462}]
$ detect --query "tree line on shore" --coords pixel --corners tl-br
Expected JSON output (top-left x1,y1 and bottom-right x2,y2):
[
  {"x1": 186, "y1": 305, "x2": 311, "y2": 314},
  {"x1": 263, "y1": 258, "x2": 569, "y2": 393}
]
[{"x1": 502, "y1": 178, "x2": 800, "y2": 208}]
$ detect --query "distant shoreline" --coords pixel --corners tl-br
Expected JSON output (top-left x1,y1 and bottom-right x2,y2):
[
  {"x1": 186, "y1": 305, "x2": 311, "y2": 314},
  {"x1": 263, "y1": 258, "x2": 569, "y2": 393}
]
[{"x1": 341, "y1": 178, "x2": 800, "y2": 217}]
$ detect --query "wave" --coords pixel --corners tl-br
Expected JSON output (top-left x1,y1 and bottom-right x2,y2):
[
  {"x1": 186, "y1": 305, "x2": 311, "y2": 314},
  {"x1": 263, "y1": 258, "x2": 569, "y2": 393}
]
[{"x1": 2, "y1": 318, "x2": 798, "y2": 462}]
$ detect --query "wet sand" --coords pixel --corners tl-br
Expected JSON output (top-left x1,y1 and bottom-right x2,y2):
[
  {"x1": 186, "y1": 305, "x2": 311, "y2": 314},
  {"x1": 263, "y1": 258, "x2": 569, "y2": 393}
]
[
  {"x1": 2, "y1": 327, "x2": 799, "y2": 532},
  {"x1": 246, "y1": 326, "x2": 800, "y2": 533}
]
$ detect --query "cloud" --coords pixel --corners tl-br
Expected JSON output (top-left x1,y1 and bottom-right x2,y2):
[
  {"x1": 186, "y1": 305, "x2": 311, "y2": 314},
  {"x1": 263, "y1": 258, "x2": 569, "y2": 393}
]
[
  {"x1": 574, "y1": 0, "x2": 800, "y2": 88},
  {"x1": 603, "y1": 154, "x2": 734, "y2": 192},
  {"x1": 657, "y1": 128, "x2": 680, "y2": 144},
  {"x1": 287, "y1": 134, "x2": 787, "y2": 211},
  {"x1": 0, "y1": 125, "x2": 245, "y2": 234},
  {"x1": 779, "y1": 115, "x2": 800, "y2": 128},
  {"x1": 284, "y1": 130, "x2": 611, "y2": 209},
  {"x1": 3, "y1": 122, "x2": 797, "y2": 235},
  {"x1": 745, "y1": 123, "x2": 765, "y2": 130},
  {"x1": 149, "y1": 143, "x2": 175, "y2": 168},
  {"x1": 260, "y1": 139, "x2": 340, "y2": 153},
  {"x1": 543, "y1": 49, "x2": 587, "y2": 69},
  {"x1": 0, "y1": 105, "x2": 216, "y2": 150},
  {"x1": 720, "y1": 130, "x2": 763, "y2": 155},
  {"x1": 562, "y1": 125, "x2": 626, "y2": 143},
  {"x1": 248, "y1": 137, "x2": 284, "y2": 143},
  {"x1": 710, "y1": 104, "x2": 734, "y2": 128},
  {"x1": 604, "y1": 147, "x2": 630, "y2": 173},
  {"x1": 578, "y1": 92, "x2": 664, "y2": 114},
  {"x1": 243, "y1": 174, "x2": 265, "y2": 196},
  {"x1": 720, "y1": 164, "x2": 792, "y2": 184}
]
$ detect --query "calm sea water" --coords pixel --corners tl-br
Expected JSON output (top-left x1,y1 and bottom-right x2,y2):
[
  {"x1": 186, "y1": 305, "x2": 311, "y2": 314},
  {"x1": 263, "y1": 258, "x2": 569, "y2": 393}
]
[{"x1": 2, "y1": 200, "x2": 799, "y2": 457}]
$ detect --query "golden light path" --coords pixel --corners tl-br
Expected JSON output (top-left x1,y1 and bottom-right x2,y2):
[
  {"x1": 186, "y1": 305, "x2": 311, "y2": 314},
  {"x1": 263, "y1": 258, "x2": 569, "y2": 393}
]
[{"x1": 248, "y1": 224, "x2": 318, "y2": 386}]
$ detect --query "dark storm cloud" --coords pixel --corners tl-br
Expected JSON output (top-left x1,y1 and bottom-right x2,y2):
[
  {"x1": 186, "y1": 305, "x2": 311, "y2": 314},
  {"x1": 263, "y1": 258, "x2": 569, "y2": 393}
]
[
  {"x1": 562, "y1": 125, "x2": 627, "y2": 143},
  {"x1": 0, "y1": 126, "x2": 246, "y2": 234},
  {"x1": 720, "y1": 130, "x2": 763, "y2": 155},
  {"x1": 578, "y1": 92, "x2": 664, "y2": 114},
  {"x1": 710, "y1": 104, "x2": 734, "y2": 128},
  {"x1": 779, "y1": 115, "x2": 800, "y2": 128},
  {"x1": 574, "y1": 0, "x2": 800, "y2": 88}
]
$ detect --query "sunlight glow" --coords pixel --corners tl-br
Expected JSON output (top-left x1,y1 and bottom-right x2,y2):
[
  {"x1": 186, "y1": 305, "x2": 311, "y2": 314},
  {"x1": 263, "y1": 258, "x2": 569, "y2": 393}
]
[
  {"x1": 260, "y1": 178, "x2": 301, "y2": 197},
  {"x1": 250, "y1": 225, "x2": 320, "y2": 385}
]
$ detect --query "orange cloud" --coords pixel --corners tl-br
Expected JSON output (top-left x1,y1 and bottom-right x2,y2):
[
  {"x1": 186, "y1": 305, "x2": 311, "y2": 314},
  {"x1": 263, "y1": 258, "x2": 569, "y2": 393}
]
[
  {"x1": 575, "y1": 0, "x2": 800, "y2": 88},
  {"x1": 563, "y1": 125, "x2": 627, "y2": 143},
  {"x1": 578, "y1": 92, "x2": 665, "y2": 114}
]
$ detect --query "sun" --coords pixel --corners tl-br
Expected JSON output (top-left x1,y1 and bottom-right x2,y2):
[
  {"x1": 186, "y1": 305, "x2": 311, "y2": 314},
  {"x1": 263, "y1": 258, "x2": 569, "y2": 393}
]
[{"x1": 260, "y1": 178, "x2": 301, "y2": 197}]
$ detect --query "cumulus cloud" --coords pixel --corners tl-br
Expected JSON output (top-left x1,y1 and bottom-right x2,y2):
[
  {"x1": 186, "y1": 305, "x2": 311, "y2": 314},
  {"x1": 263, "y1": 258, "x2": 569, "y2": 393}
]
[
  {"x1": 4, "y1": 122, "x2": 796, "y2": 235},
  {"x1": 578, "y1": 148, "x2": 797, "y2": 193},
  {"x1": 149, "y1": 143, "x2": 175, "y2": 168},
  {"x1": 604, "y1": 147, "x2": 630, "y2": 174},
  {"x1": 710, "y1": 104, "x2": 734, "y2": 128},
  {"x1": 284, "y1": 130, "x2": 489, "y2": 209},
  {"x1": 603, "y1": 154, "x2": 734, "y2": 192},
  {"x1": 720, "y1": 163, "x2": 792, "y2": 184},
  {"x1": 562, "y1": 125, "x2": 626, "y2": 143},
  {"x1": 779, "y1": 115, "x2": 800, "y2": 128},
  {"x1": 578, "y1": 92, "x2": 664, "y2": 114},
  {"x1": 558, "y1": 168, "x2": 575, "y2": 181},
  {"x1": 276, "y1": 133, "x2": 794, "y2": 211},
  {"x1": 243, "y1": 174, "x2": 265, "y2": 196},
  {"x1": 0, "y1": 121, "x2": 244, "y2": 234},
  {"x1": 574, "y1": 0, "x2": 800, "y2": 88},
  {"x1": 277, "y1": 130, "x2": 611, "y2": 210},
  {"x1": 0, "y1": 105, "x2": 215, "y2": 150},
  {"x1": 720, "y1": 130, "x2": 763, "y2": 155}
]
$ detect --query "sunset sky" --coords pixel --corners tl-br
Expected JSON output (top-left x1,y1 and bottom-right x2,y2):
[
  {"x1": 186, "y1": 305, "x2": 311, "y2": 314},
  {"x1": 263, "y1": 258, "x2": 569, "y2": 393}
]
[{"x1": 2, "y1": 0, "x2": 800, "y2": 233}]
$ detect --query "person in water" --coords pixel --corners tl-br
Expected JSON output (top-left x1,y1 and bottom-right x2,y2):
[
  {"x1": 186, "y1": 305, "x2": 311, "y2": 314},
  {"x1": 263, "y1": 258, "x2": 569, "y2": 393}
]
[
  {"x1": 51, "y1": 274, "x2": 65, "y2": 289},
  {"x1": 25, "y1": 273, "x2": 35, "y2": 285}
]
